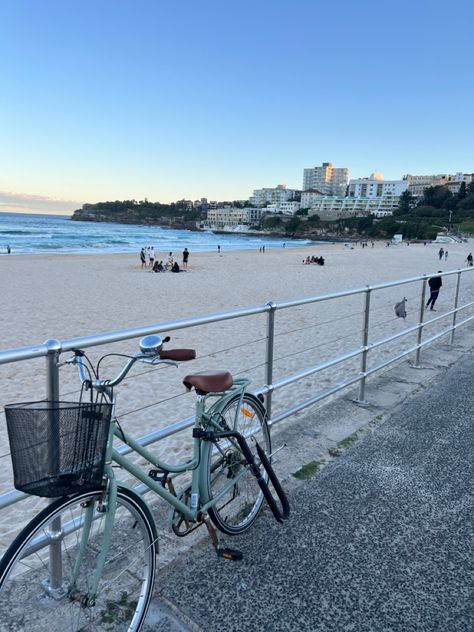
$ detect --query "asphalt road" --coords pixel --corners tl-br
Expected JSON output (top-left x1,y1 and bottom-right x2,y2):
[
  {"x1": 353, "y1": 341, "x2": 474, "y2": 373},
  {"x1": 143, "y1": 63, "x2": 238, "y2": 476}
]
[{"x1": 154, "y1": 352, "x2": 474, "y2": 632}]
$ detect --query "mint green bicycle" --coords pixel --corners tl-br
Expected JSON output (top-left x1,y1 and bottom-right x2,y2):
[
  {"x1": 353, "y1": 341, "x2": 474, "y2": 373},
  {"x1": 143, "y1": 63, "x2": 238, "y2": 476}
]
[{"x1": 0, "y1": 335, "x2": 289, "y2": 631}]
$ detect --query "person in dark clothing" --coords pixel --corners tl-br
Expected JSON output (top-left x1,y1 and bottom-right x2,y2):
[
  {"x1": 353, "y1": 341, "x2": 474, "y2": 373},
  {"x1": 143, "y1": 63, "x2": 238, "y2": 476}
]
[
  {"x1": 171, "y1": 261, "x2": 180, "y2": 273},
  {"x1": 182, "y1": 247, "x2": 189, "y2": 269},
  {"x1": 426, "y1": 272, "x2": 443, "y2": 311}
]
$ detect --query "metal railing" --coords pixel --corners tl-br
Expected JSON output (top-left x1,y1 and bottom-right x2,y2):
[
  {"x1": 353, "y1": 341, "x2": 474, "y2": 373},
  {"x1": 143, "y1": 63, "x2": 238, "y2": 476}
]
[{"x1": 1, "y1": 267, "x2": 474, "y2": 521}]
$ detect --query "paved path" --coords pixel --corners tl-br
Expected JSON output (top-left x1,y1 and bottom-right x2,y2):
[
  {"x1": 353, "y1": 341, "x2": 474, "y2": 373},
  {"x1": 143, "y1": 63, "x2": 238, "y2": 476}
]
[{"x1": 150, "y1": 352, "x2": 474, "y2": 631}]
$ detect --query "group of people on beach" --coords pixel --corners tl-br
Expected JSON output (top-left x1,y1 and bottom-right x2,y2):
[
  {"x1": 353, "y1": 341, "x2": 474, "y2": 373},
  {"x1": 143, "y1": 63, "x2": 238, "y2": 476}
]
[
  {"x1": 140, "y1": 246, "x2": 189, "y2": 273},
  {"x1": 438, "y1": 247, "x2": 449, "y2": 261},
  {"x1": 303, "y1": 255, "x2": 325, "y2": 266}
]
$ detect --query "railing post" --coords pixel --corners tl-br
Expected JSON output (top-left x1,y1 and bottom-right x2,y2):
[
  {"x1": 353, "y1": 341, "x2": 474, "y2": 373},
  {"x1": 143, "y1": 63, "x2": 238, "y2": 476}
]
[
  {"x1": 357, "y1": 286, "x2": 371, "y2": 403},
  {"x1": 414, "y1": 277, "x2": 427, "y2": 367},
  {"x1": 450, "y1": 270, "x2": 462, "y2": 345},
  {"x1": 265, "y1": 301, "x2": 277, "y2": 422},
  {"x1": 45, "y1": 339, "x2": 64, "y2": 594}
]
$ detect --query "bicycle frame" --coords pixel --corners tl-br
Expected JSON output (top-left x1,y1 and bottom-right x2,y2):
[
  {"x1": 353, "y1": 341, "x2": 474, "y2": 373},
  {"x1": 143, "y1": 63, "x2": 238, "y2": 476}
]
[
  {"x1": 73, "y1": 377, "x2": 253, "y2": 599},
  {"x1": 111, "y1": 378, "x2": 252, "y2": 520}
]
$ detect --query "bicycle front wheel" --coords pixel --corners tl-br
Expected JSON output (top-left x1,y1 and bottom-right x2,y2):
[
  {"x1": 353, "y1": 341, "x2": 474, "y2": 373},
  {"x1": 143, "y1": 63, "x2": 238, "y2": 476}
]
[
  {"x1": 205, "y1": 394, "x2": 271, "y2": 535},
  {"x1": 0, "y1": 485, "x2": 157, "y2": 632}
]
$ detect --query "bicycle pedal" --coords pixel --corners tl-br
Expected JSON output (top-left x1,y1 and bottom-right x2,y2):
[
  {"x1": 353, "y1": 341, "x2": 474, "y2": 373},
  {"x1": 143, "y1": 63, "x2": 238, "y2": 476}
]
[{"x1": 217, "y1": 547, "x2": 243, "y2": 561}]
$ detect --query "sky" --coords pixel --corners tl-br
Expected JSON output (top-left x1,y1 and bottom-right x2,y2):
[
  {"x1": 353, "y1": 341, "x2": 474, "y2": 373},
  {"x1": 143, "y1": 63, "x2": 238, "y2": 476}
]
[{"x1": 1, "y1": 0, "x2": 473, "y2": 215}]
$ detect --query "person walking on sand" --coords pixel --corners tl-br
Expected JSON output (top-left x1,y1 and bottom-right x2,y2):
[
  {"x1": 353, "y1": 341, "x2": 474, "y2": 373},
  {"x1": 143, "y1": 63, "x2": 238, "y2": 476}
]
[
  {"x1": 426, "y1": 271, "x2": 443, "y2": 311},
  {"x1": 140, "y1": 248, "x2": 146, "y2": 269},
  {"x1": 445, "y1": 250, "x2": 448, "y2": 261},
  {"x1": 182, "y1": 247, "x2": 189, "y2": 269},
  {"x1": 467, "y1": 253, "x2": 473, "y2": 266},
  {"x1": 6, "y1": 245, "x2": 10, "y2": 254},
  {"x1": 217, "y1": 245, "x2": 221, "y2": 254},
  {"x1": 438, "y1": 247, "x2": 444, "y2": 261}
]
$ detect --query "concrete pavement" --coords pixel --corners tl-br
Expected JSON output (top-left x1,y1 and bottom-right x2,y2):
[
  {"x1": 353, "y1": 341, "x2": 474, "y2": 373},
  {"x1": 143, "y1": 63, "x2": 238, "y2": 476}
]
[{"x1": 145, "y1": 345, "x2": 474, "y2": 631}]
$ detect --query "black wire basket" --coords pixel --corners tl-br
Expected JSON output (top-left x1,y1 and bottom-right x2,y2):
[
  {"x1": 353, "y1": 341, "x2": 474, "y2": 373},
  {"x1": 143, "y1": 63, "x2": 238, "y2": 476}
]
[{"x1": 4, "y1": 401, "x2": 113, "y2": 498}]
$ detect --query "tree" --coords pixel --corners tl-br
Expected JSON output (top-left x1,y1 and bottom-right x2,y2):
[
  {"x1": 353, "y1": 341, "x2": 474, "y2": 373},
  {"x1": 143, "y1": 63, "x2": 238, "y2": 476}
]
[
  {"x1": 457, "y1": 195, "x2": 474, "y2": 211},
  {"x1": 467, "y1": 181, "x2": 474, "y2": 197},
  {"x1": 263, "y1": 216, "x2": 283, "y2": 228},
  {"x1": 420, "y1": 186, "x2": 452, "y2": 209},
  {"x1": 307, "y1": 213, "x2": 320, "y2": 224},
  {"x1": 458, "y1": 181, "x2": 467, "y2": 200},
  {"x1": 396, "y1": 190, "x2": 415, "y2": 215},
  {"x1": 285, "y1": 217, "x2": 302, "y2": 234}
]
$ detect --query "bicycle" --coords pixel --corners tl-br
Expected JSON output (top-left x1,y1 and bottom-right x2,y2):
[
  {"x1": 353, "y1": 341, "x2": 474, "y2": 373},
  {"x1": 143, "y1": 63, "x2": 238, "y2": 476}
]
[{"x1": 0, "y1": 334, "x2": 289, "y2": 631}]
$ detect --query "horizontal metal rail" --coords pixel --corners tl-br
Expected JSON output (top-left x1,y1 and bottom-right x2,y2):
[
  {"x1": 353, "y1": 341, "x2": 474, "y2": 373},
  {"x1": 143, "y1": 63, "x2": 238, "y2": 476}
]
[{"x1": 1, "y1": 267, "x2": 474, "y2": 519}]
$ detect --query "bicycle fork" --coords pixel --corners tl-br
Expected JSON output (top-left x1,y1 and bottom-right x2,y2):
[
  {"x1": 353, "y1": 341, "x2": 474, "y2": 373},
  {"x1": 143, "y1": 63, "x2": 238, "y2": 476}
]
[{"x1": 69, "y1": 478, "x2": 118, "y2": 607}]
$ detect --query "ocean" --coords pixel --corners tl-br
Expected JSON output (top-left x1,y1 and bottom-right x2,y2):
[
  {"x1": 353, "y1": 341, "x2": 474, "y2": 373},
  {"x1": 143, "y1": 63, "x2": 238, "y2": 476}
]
[{"x1": 0, "y1": 212, "x2": 314, "y2": 255}]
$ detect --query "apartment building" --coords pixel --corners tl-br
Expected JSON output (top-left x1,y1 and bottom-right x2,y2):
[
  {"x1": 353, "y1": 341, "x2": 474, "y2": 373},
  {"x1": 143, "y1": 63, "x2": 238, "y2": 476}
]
[
  {"x1": 266, "y1": 201, "x2": 301, "y2": 215},
  {"x1": 300, "y1": 189, "x2": 325, "y2": 209},
  {"x1": 403, "y1": 174, "x2": 450, "y2": 197},
  {"x1": 445, "y1": 172, "x2": 474, "y2": 195},
  {"x1": 302, "y1": 162, "x2": 349, "y2": 196},
  {"x1": 250, "y1": 184, "x2": 298, "y2": 207},
  {"x1": 348, "y1": 174, "x2": 407, "y2": 199},
  {"x1": 206, "y1": 207, "x2": 262, "y2": 228},
  {"x1": 308, "y1": 196, "x2": 398, "y2": 220},
  {"x1": 403, "y1": 172, "x2": 474, "y2": 197}
]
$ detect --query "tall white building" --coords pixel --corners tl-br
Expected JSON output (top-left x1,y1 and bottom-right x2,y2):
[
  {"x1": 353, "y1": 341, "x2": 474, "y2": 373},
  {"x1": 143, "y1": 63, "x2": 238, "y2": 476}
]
[
  {"x1": 250, "y1": 184, "x2": 298, "y2": 207},
  {"x1": 302, "y1": 162, "x2": 349, "y2": 196}
]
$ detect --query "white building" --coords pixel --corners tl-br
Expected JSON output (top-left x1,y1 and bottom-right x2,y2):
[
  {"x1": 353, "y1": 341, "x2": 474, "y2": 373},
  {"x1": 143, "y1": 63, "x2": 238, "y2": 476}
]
[
  {"x1": 300, "y1": 189, "x2": 325, "y2": 209},
  {"x1": 206, "y1": 207, "x2": 262, "y2": 228},
  {"x1": 266, "y1": 201, "x2": 301, "y2": 215},
  {"x1": 446, "y1": 172, "x2": 474, "y2": 195},
  {"x1": 348, "y1": 173, "x2": 407, "y2": 198},
  {"x1": 307, "y1": 195, "x2": 398, "y2": 220},
  {"x1": 302, "y1": 162, "x2": 349, "y2": 196},
  {"x1": 250, "y1": 184, "x2": 298, "y2": 207}
]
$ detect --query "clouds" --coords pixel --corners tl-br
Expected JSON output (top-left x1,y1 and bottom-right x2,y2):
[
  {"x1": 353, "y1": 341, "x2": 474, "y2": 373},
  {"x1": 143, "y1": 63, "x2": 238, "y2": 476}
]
[{"x1": 0, "y1": 191, "x2": 82, "y2": 215}]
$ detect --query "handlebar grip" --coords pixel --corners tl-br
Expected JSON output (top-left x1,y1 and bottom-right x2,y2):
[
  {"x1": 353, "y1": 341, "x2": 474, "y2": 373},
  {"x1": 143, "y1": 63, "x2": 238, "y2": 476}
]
[{"x1": 160, "y1": 349, "x2": 196, "y2": 361}]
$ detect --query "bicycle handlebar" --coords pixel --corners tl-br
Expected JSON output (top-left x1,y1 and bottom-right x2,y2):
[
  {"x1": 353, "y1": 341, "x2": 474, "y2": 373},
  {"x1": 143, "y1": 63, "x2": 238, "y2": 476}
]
[{"x1": 71, "y1": 336, "x2": 196, "y2": 391}]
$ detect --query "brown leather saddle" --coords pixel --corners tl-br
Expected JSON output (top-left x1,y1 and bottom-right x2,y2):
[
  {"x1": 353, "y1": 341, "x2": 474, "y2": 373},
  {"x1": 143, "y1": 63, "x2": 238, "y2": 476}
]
[{"x1": 183, "y1": 371, "x2": 233, "y2": 395}]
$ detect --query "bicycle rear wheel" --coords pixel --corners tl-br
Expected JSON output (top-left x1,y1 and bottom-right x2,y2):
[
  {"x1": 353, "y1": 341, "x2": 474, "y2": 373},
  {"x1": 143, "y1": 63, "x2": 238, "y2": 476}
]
[
  {"x1": 0, "y1": 485, "x2": 157, "y2": 632},
  {"x1": 204, "y1": 394, "x2": 271, "y2": 535}
]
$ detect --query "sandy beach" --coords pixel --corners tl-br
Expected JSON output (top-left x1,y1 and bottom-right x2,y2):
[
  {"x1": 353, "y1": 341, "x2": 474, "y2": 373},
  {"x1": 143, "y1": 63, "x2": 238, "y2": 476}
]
[{"x1": 1, "y1": 239, "x2": 473, "y2": 549}]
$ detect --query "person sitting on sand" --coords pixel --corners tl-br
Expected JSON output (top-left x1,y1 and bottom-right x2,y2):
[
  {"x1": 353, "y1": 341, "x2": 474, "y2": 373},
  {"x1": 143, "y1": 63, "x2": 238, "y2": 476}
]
[
  {"x1": 152, "y1": 260, "x2": 164, "y2": 272},
  {"x1": 166, "y1": 252, "x2": 174, "y2": 270},
  {"x1": 171, "y1": 261, "x2": 181, "y2": 273}
]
